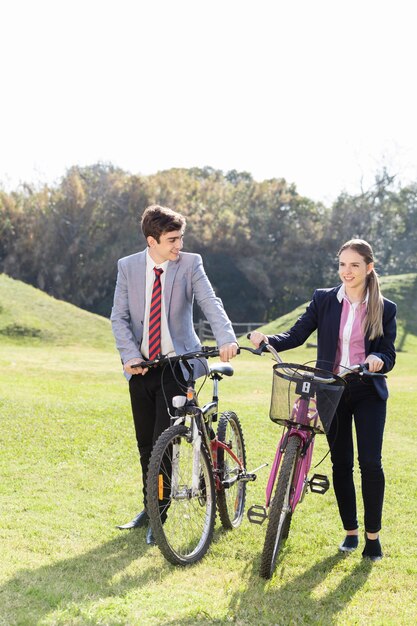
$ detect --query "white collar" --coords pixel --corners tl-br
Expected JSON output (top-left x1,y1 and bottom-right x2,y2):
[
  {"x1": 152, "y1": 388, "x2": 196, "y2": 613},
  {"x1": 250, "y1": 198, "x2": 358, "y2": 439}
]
[{"x1": 337, "y1": 283, "x2": 369, "y2": 304}]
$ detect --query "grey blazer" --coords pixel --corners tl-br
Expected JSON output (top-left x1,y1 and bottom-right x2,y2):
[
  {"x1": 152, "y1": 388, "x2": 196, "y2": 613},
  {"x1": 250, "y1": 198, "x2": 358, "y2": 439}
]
[{"x1": 110, "y1": 249, "x2": 237, "y2": 379}]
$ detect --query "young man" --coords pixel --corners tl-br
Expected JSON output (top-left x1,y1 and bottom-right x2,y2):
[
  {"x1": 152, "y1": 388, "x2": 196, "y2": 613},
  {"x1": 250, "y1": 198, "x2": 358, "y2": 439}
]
[{"x1": 111, "y1": 204, "x2": 238, "y2": 544}]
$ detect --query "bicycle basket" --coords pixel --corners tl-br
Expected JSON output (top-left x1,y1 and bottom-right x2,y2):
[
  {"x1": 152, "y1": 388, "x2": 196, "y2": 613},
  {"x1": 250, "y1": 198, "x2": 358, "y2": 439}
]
[{"x1": 269, "y1": 363, "x2": 346, "y2": 434}]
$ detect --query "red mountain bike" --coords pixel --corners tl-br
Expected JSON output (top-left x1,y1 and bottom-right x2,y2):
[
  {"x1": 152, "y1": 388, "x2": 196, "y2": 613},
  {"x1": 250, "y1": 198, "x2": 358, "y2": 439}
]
[{"x1": 142, "y1": 345, "x2": 265, "y2": 565}]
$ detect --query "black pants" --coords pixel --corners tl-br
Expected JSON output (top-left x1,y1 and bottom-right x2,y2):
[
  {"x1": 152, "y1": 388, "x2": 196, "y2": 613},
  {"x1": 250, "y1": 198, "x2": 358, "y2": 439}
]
[
  {"x1": 128, "y1": 364, "x2": 185, "y2": 506},
  {"x1": 326, "y1": 377, "x2": 387, "y2": 534}
]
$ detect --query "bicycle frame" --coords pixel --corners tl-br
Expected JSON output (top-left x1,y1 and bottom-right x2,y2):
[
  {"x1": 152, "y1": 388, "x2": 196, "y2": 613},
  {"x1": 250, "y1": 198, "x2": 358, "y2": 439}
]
[
  {"x1": 265, "y1": 397, "x2": 317, "y2": 510},
  {"x1": 171, "y1": 376, "x2": 247, "y2": 494}
]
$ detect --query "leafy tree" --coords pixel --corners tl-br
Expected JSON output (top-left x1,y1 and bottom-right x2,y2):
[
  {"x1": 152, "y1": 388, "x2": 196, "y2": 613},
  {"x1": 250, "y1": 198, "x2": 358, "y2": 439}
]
[
  {"x1": 1, "y1": 164, "x2": 416, "y2": 324},
  {"x1": 325, "y1": 169, "x2": 407, "y2": 278}
]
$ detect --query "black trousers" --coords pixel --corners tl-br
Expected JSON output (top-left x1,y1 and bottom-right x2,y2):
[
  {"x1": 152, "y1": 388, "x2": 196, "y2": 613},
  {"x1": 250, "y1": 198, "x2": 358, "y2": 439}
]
[
  {"x1": 326, "y1": 377, "x2": 387, "y2": 534},
  {"x1": 128, "y1": 364, "x2": 185, "y2": 506}
]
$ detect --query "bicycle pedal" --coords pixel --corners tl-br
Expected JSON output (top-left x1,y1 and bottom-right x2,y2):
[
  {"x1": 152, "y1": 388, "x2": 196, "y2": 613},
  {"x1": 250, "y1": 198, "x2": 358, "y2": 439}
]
[
  {"x1": 247, "y1": 504, "x2": 268, "y2": 525},
  {"x1": 240, "y1": 472, "x2": 257, "y2": 483},
  {"x1": 309, "y1": 473, "x2": 330, "y2": 494}
]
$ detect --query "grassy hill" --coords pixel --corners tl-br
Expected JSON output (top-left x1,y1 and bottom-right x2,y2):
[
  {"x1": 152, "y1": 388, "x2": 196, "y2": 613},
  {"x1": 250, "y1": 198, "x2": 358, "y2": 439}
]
[{"x1": 0, "y1": 273, "x2": 113, "y2": 349}]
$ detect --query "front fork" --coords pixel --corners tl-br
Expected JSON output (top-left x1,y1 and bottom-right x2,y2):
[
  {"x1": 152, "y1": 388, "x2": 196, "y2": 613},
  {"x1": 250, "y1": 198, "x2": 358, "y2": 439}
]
[
  {"x1": 171, "y1": 409, "x2": 205, "y2": 498},
  {"x1": 191, "y1": 417, "x2": 202, "y2": 495},
  {"x1": 265, "y1": 429, "x2": 314, "y2": 509}
]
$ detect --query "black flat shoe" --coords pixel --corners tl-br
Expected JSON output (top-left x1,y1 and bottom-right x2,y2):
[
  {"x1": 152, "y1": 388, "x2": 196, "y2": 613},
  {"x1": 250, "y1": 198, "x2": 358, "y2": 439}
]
[
  {"x1": 362, "y1": 535, "x2": 383, "y2": 561},
  {"x1": 146, "y1": 526, "x2": 156, "y2": 546},
  {"x1": 116, "y1": 510, "x2": 149, "y2": 530},
  {"x1": 339, "y1": 534, "x2": 359, "y2": 553}
]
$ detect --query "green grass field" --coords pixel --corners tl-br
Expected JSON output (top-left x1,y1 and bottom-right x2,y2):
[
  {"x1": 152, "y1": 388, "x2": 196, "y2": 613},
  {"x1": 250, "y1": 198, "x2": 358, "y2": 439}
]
[{"x1": 1, "y1": 274, "x2": 417, "y2": 625}]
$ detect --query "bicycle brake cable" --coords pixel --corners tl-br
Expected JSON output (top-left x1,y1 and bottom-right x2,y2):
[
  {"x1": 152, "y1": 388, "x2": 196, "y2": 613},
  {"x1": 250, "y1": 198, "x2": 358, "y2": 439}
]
[{"x1": 313, "y1": 447, "x2": 331, "y2": 468}]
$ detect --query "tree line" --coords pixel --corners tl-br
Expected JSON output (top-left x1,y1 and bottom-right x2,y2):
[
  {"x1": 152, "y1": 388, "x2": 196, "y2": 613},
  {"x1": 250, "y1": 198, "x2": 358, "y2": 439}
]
[{"x1": 1, "y1": 164, "x2": 416, "y2": 322}]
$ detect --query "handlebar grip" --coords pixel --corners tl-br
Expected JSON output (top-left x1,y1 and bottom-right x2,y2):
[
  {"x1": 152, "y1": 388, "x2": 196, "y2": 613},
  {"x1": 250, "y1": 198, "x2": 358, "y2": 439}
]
[
  {"x1": 246, "y1": 331, "x2": 268, "y2": 354},
  {"x1": 359, "y1": 362, "x2": 386, "y2": 378},
  {"x1": 249, "y1": 330, "x2": 268, "y2": 348},
  {"x1": 131, "y1": 361, "x2": 149, "y2": 369}
]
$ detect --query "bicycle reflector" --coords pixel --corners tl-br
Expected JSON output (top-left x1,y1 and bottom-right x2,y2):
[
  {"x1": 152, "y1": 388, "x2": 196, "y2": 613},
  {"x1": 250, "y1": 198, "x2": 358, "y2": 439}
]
[
  {"x1": 270, "y1": 363, "x2": 346, "y2": 434},
  {"x1": 158, "y1": 474, "x2": 164, "y2": 500}
]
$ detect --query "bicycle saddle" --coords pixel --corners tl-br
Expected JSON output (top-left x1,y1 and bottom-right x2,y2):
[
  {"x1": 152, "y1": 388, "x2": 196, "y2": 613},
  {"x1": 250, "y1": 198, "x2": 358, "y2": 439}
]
[{"x1": 209, "y1": 364, "x2": 234, "y2": 377}]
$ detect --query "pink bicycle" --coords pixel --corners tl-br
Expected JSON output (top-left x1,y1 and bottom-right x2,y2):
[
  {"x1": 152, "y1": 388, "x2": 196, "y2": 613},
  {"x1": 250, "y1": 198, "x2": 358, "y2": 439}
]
[{"x1": 248, "y1": 343, "x2": 359, "y2": 579}]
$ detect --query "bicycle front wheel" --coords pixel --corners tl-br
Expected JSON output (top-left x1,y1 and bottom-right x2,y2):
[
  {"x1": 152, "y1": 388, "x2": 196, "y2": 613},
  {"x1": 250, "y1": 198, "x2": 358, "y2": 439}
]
[
  {"x1": 146, "y1": 424, "x2": 216, "y2": 566},
  {"x1": 260, "y1": 435, "x2": 301, "y2": 579},
  {"x1": 216, "y1": 411, "x2": 247, "y2": 529}
]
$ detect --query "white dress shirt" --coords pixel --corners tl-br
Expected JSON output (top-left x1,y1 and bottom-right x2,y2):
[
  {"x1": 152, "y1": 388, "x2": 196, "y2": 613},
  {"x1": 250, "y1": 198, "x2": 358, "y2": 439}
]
[
  {"x1": 141, "y1": 250, "x2": 176, "y2": 359},
  {"x1": 336, "y1": 284, "x2": 368, "y2": 370}
]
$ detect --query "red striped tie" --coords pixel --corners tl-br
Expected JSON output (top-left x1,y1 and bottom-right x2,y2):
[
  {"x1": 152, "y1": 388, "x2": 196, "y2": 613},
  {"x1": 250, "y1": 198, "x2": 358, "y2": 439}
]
[{"x1": 148, "y1": 267, "x2": 163, "y2": 360}]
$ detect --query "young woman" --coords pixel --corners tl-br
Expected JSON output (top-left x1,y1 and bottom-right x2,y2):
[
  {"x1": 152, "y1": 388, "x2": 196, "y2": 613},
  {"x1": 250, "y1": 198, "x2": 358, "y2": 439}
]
[{"x1": 250, "y1": 239, "x2": 396, "y2": 561}]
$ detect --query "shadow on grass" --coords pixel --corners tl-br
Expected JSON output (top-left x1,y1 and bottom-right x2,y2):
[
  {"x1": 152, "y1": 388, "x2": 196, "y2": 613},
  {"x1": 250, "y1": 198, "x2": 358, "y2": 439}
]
[
  {"x1": 0, "y1": 529, "x2": 170, "y2": 625},
  {"x1": 158, "y1": 552, "x2": 373, "y2": 625},
  {"x1": 0, "y1": 515, "x2": 262, "y2": 624},
  {"x1": 230, "y1": 552, "x2": 373, "y2": 625}
]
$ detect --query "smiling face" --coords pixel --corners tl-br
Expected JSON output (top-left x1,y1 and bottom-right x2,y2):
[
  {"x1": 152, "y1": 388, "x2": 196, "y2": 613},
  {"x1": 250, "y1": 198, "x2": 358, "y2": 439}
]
[
  {"x1": 147, "y1": 229, "x2": 184, "y2": 264},
  {"x1": 338, "y1": 248, "x2": 373, "y2": 296}
]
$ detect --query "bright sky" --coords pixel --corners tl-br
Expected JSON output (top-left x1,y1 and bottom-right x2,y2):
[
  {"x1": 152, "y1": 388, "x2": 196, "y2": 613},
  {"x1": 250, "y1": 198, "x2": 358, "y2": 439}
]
[{"x1": 1, "y1": 0, "x2": 416, "y2": 204}]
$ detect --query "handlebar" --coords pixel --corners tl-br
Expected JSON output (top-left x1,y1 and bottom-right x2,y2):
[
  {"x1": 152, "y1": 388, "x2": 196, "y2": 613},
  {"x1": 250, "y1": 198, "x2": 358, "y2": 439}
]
[
  {"x1": 131, "y1": 343, "x2": 267, "y2": 370},
  {"x1": 131, "y1": 346, "x2": 223, "y2": 369},
  {"x1": 338, "y1": 363, "x2": 385, "y2": 378},
  {"x1": 132, "y1": 340, "x2": 386, "y2": 384},
  {"x1": 245, "y1": 333, "x2": 386, "y2": 383}
]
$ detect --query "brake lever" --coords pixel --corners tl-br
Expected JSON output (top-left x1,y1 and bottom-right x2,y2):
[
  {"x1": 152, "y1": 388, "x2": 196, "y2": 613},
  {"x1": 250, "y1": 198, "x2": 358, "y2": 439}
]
[{"x1": 238, "y1": 340, "x2": 268, "y2": 356}]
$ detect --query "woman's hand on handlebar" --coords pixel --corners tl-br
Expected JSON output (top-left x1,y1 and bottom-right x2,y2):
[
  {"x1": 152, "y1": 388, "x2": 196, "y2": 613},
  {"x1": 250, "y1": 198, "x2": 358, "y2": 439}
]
[
  {"x1": 219, "y1": 342, "x2": 239, "y2": 362},
  {"x1": 364, "y1": 354, "x2": 384, "y2": 373},
  {"x1": 248, "y1": 331, "x2": 269, "y2": 349},
  {"x1": 124, "y1": 358, "x2": 149, "y2": 376}
]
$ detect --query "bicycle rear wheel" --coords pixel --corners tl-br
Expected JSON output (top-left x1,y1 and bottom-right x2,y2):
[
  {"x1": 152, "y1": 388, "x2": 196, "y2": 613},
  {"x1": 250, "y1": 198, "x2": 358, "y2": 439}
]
[
  {"x1": 216, "y1": 411, "x2": 247, "y2": 529},
  {"x1": 146, "y1": 424, "x2": 216, "y2": 566},
  {"x1": 260, "y1": 435, "x2": 301, "y2": 579}
]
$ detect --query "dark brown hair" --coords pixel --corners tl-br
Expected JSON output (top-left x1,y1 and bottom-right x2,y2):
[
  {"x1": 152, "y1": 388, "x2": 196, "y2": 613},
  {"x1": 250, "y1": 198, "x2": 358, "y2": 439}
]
[{"x1": 141, "y1": 205, "x2": 186, "y2": 242}]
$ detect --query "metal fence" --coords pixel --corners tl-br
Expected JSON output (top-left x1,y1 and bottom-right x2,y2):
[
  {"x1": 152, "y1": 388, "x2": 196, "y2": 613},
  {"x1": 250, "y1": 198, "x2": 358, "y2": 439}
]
[{"x1": 194, "y1": 319, "x2": 263, "y2": 342}]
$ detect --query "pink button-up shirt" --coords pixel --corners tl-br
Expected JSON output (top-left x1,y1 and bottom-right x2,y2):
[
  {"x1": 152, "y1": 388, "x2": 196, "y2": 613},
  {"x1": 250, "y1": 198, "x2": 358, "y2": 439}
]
[{"x1": 334, "y1": 285, "x2": 368, "y2": 372}]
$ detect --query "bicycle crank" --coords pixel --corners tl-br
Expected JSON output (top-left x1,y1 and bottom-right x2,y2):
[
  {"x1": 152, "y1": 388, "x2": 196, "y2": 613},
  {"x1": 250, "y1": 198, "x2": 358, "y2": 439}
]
[
  {"x1": 309, "y1": 473, "x2": 330, "y2": 494},
  {"x1": 222, "y1": 463, "x2": 268, "y2": 489}
]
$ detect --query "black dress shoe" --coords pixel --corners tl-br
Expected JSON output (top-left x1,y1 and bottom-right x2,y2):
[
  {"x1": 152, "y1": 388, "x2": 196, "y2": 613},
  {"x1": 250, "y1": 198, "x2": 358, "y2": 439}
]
[
  {"x1": 339, "y1": 534, "x2": 359, "y2": 553},
  {"x1": 362, "y1": 534, "x2": 383, "y2": 561},
  {"x1": 146, "y1": 526, "x2": 156, "y2": 546},
  {"x1": 116, "y1": 510, "x2": 149, "y2": 530}
]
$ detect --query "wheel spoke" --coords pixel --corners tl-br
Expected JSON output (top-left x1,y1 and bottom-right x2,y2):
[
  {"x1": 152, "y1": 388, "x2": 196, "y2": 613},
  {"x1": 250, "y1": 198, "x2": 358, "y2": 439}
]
[{"x1": 217, "y1": 412, "x2": 247, "y2": 529}]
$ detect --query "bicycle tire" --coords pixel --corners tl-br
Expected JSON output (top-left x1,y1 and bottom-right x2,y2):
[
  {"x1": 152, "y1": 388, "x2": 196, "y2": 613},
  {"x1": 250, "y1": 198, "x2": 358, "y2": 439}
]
[
  {"x1": 260, "y1": 435, "x2": 301, "y2": 579},
  {"x1": 216, "y1": 411, "x2": 247, "y2": 529},
  {"x1": 146, "y1": 424, "x2": 216, "y2": 566}
]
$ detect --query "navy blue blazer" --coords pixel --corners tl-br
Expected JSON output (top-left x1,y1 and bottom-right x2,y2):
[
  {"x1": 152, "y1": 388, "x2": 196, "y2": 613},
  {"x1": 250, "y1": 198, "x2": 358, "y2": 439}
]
[{"x1": 268, "y1": 286, "x2": 397, "y2": 400}]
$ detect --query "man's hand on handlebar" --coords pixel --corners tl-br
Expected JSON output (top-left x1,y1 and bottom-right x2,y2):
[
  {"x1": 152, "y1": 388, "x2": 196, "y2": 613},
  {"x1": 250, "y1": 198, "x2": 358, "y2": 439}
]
[
  {"x1": 219, "y1": 342, "x2": 239, "y2": 362},
  {"x1": 124, "y1": 358, "x2": 149, "y2": 376},
  {"x1": 248, "y1": 331, "x2": 269, "y2": 349}
]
